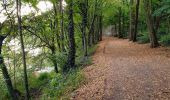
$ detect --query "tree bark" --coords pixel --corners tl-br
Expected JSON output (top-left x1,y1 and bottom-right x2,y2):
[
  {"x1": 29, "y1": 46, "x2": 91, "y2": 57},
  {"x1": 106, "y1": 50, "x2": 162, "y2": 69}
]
[
  {"x1": 118, "y1": 7, "x2": 122, "y2": 38},
  {"x1": 143, "y1": 0, "x2": 159, "y2": 48},
  {"x1": 133, "y1": 0, "x2": 140, "y2": 42},
  {"x1": 81, "y1": 0, "x2": 88, "y2": 57},
  {"x1": 99, "y1": 15, "x2": 103, "y2": 41},
  {"x1": 16, "y1": 0, "x2": 30, "y2": 99},
  {"x1": 50, "y1": 45, "x2": 58, "y2": 73},
  {"x1": 59, "y1": 0, "x2": 65, "y2": 51},
  {"x1": 129, "y1": 0, "x2": 135, "y2": 40},
  {"x1": 63, "y1": 0, "x2": 76, "y2": 72},
  {"x1": 0, "y1": 36, "x2": 18, "y2": 100}
]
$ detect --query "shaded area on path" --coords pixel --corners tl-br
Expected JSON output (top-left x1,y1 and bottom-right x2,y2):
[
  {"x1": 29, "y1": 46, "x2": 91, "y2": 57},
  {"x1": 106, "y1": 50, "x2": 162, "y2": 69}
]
[{"x1": 72, "y1": 37, "x2": 170, "y2": 100}]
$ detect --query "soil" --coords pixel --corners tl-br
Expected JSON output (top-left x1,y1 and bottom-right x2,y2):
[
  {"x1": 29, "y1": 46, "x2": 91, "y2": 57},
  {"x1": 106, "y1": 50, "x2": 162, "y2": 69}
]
[{"x1": 72, "y1": 37, "x2": 170, "y2": 100}]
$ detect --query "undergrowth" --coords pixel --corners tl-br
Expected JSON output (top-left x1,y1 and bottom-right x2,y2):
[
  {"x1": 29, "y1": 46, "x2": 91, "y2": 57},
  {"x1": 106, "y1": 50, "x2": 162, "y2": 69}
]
[
  {"x1": 137, "y1": 31, "x2": 150, "y2": 44},
  {"x1": 0, "y1": 45, "x2": 97, "y2": 100},
  {"x1": 40, "y1": 69, "x2": 85, "y2": 99},
  {"x1": 160, "y1": 34, "x2": 170, "y2": 46}
]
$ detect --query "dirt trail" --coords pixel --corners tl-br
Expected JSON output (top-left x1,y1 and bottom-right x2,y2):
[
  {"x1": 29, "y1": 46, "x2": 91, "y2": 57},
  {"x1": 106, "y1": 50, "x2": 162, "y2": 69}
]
[{"x1": 73, "y1": 37, "x2": 170, "y2": 100}]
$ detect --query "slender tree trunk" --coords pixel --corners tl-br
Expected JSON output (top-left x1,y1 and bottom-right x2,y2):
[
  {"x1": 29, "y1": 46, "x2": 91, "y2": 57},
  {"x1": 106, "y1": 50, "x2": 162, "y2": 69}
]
[
  {"x1": 94, "y1": 16, "x2": 98, "y2": 42},
  {"x1": 133, "y1": 0, "x2": 140, "y2": 42},
  {"x1": 50, "y1": 46, "x2": 58, "y2": 73},
  {"x1": 143, "y1": 0, "x2": 159, "y2": 48},
  {"x1": 16, "y1": 0, "x2": 30, "y2": 99},
  {"x1": 53, "y1": 3, "x2": 61, "y2": 51},
  {"x1": 114, "y1": 23, "x2": 118, "y2": 37},
  {"x1": 129, "y1": 0, "x2": 135, "y2": 40},
  {"x1": 0, "y1": 36, "x2": 18, "y2": 100},
  {"x1": 50, "y1": 20, "x2": 59, "y2": 73},
  {"x1": 81, "y1": 0, "x2": 88, "y2": 57},
  {"x1": 13, "y1": 40, "x2": 16, "y2": 88},
  {"x1": 63, "y1": 0, "x2": 76, "y2": 72},
  {"x1": 155, "y1": 16, "x2": 161, "y2": 32},
  {"x1": 122, "y1": 12, "x2": 125, "y2": 37},
  {"x1": 99, "y1": 15, "x2": 103, "y2": 41},
  {"x1": 59, "y1": 0, "x2": 65, "y2": 51},
  {"x1": 118, "y1": 7, "x2": 122, "y2": 38},
  {"x1": 88, "y1": 15, "x2": 96, "y2": 46},
  {"x1": 88, "y1": 0, "x2": 97, "y2": 46}
]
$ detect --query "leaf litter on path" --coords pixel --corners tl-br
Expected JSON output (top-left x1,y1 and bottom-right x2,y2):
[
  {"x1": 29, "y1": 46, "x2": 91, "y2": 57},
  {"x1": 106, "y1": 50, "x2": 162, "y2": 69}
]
[{"x1": 72, "y1": 37, "x2": 170, "y2": 100}]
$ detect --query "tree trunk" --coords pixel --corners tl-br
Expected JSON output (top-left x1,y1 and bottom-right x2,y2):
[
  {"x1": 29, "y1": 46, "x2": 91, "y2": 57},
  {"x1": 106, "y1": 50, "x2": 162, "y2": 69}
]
[
  {"x1": 0, "y1": 36, "x2": 18, "y2": 100},
  {"x1": 118, "y1": 7, "x2": 122, "y2": 38},
  {"x1": 63, "y1": 0, "x2": 76, "y2": 72},
  {"x1": 114, "y1": 23, "x2": 118, "y2": 37},
  {"x1": 81, "y1": 0, "x2": 88, "y2": 57},
  {"x1": 88, "y1": 15, "x2": 96, "y2": 46},
  {"x1": 133, "y1": 0, "x2": 140, "y2": 42},
  {"x1": 99, "y1": 15, "x2": 103, "y2": 41},
  {"x1": 50, "y1": 46, "x2": 58, "y2": 73},
  {"x1": 122, "y1": 11, "x2": 125, "y2": 37},
  {"x1": 59, "y1": 0, "x2": 65, "y2": 51},
  {"x1": 143, "y1": 0, "x2": 159, "y2": 48},
  {"x1": 129, "y1": 0, "x2": 135, "y2": 40},
  {"x1": 16, "y1": 0, "x2": 30, "y2": 99}
]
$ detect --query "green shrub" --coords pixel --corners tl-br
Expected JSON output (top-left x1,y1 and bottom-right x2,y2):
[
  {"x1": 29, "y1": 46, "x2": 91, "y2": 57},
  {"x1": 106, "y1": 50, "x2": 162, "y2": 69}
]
[
  {"x1": 38, "y1": 73, "x2": 48, "y2": 81},
  {"x1": 88, "y1": 45, "x2": 98, "y2": 56},
  {"x1": 0, "y1": 78, "x2": 9, "y2": 99},
  {"x1": 41, "y1": 69, "x2": 85, "y2": 99},
  {"x1": 160, "y1": 34, "x2": 170, "y2": 46},
  {"x1": 137, "y1": 31, "x2": 150, "y2": 44}
]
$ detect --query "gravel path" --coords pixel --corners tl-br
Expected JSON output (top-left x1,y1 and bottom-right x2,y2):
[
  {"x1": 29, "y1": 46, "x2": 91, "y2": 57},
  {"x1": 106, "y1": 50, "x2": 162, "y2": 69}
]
[{"x1": 73, "y1": 37, "x2": 170, "y2": 100}]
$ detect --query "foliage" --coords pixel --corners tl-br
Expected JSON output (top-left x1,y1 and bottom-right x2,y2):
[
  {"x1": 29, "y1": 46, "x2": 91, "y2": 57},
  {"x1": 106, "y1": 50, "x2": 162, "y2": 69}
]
[
  {"x1": 0, "y1": 77, "x2": 9, "y2": 99},
  {"x1": 1, "y1": 0, "x2": 170, "y2": 99},
  {"x1": 137, "y1": 32, "x2": 150, "y2": 44},
  {"x1": 160, "y1": 34, "x2": 170, "y2": 46},
  {"x1": 153, "y1": 0, "x2": 170, "y2": 17},
  {"x1": 41, "y1": 69, "x2": 85, "y2": 99}
]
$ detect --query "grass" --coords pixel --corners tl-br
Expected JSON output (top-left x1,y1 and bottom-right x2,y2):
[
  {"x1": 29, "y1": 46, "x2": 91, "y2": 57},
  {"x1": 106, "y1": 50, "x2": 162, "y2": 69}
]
[
  {"x1": 40, "y1": 69, "x2": 85, "y2": 99},
  {"x1": 39, "y1": 45, "x2": 97, "y2": 99}
]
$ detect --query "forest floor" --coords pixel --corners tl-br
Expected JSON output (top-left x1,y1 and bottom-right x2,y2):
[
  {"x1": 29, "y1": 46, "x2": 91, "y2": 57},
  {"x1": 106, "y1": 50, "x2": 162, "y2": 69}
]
[{"x1": 72, "y1": 37, "x2": 170, "y2": 100}]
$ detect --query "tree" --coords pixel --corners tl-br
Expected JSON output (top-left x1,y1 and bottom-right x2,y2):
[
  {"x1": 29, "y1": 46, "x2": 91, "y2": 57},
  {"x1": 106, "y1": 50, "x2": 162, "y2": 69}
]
[
  {"x1": 78, "y1": 0, "x2": 88, "y2": 57},
  {"x1": 133, "y1": 0, "x2": 140, "y2": 42},
  {"x1": 16, "y1": 0, "x2": 30, "y2": 99},
  {"x1": 143, "y1": 0, "x2": 159, "y2": 48},
  {"x1": 118, "y1": 7, "x2": 122, "y2": 38},
  {"x1": 59, "y1": 0, "x2": 65, "y2": 52},
  {"x1": 129, "y1": 0, "x2": 135, "y2": 40},
  {"x1": 63, "y1": 0, "x2": 76, "y2": 72},
  {"x1": 0, "y1": 35, "x2": 18, "y2": 100}
]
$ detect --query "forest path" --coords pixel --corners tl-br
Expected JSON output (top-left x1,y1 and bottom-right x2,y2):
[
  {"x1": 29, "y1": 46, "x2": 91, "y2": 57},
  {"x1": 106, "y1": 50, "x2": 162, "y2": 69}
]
[{"x1": 73, "y1": 37, "x2": 170, "y2": 100}]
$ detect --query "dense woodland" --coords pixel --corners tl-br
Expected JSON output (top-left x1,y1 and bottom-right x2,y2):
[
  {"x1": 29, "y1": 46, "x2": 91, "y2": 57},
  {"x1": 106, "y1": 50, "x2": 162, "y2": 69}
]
[{"x1": 0, "y1": 0, "x2": 170, "y2": 99}]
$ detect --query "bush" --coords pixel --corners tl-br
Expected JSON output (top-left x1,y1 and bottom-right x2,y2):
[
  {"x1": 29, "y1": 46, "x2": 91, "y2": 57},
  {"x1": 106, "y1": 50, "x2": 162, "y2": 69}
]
[
  {"x1": 38, "y1": 73, "x2": 49, "y2": 81},
  {"x1": 0, "y1": 77, "x2": 9, "y2": 99},
  {"x1": 137, "y1": 31, "x2": 150, "y2": 44},
  {"x1": 160, "y1": 34, "x2": 170, "y2": 46},
  {"x1": 41, "y1": 69, "x2": 85, "y2": 99}
]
